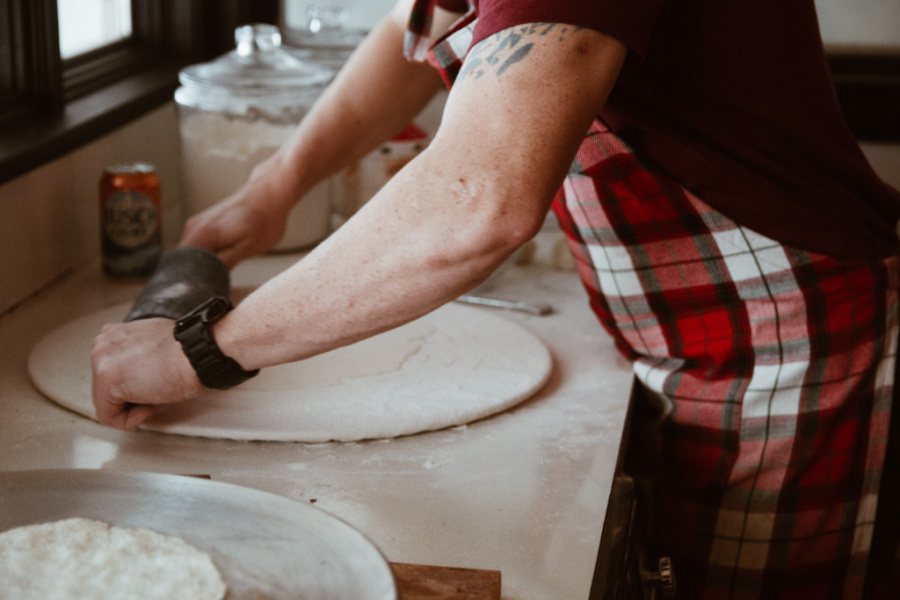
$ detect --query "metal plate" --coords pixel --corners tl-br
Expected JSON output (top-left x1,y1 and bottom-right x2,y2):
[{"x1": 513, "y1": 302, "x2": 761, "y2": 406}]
[{"x1": 0, "y1": 469, "x2": 397, "y2": 599}]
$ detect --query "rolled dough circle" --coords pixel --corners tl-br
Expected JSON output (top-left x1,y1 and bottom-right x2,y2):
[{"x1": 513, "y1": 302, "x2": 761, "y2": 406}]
[{"x1": 28, "y1": 303, "x2": 552, "y2": 441}]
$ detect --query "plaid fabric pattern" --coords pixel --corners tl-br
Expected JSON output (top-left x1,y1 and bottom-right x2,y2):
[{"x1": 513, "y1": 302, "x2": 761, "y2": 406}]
[
  {"x1": 403, "y1": 0, "x2": 436, "y2": 62},
  {"x1": 552, "y1": 120, "x2": 900, "y2": 599},
  {"x1": 427, "y1": 11, "x2": 477, "y2": 87},
  {"x1": 404, "y1": 0, "x2": 476, "y2": 86}
]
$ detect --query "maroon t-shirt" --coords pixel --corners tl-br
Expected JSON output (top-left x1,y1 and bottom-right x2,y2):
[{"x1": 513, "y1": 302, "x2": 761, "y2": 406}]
[{"x1": 436, "y1": 0, "x2": 900, "y2": 260}]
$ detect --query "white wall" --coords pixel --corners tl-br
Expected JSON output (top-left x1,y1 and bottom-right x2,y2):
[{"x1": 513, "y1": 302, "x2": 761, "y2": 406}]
[
  {"x1": 0, "y1": 104, "x2": 184, "y2": 314},
  {"x1": 814, "y1": 0, "x2": 900, "y2": 50}
]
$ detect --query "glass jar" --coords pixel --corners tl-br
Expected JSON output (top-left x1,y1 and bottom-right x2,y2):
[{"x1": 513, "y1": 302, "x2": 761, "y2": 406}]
[{"x1": 175, "y1": 24, "x2": 334, "y2": 251}]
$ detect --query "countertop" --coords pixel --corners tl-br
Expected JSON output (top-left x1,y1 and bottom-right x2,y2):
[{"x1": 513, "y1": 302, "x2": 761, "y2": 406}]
[{"x1": 0, "y1": 243, "x2": 634, "y2": 599}]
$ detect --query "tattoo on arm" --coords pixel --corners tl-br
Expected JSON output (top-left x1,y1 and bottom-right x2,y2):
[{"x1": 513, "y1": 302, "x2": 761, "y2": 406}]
[{"x1": 458, "y1": 23, "x2": 584, "y2": 81}]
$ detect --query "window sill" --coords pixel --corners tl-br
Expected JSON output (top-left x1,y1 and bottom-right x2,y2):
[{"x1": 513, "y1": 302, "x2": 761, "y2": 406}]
[{"x1": 0, "y1": 62, "x2": 180, "y2": 185}]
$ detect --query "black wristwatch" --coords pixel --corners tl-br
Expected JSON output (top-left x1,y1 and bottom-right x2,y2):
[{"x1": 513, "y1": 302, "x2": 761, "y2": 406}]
[{"x1": 173, "y1": 296, "x2": 259, "y2": 390}]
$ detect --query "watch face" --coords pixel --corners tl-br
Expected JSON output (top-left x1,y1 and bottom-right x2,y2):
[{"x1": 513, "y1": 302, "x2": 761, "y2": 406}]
[
  {"x1": 176, "y1": 296, "x2": 232, "y2": 329},
  {"x1": 201, "y1": 296, "x2": 232, "y2": 323}
]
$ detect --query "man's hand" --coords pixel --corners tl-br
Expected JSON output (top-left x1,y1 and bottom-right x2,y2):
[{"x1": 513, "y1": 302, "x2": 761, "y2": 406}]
[
  {"x1": 179, "y1": 153, "x2": 296, "y2": 268},
  {"x1": 179, "y1": 187, "x2": 288, "y2": 269},
  {"x1": 91, "y1": 318, "x2": 205, "y2": 431}
]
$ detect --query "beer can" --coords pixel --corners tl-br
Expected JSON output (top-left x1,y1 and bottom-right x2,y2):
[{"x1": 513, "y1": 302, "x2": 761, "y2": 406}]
[{"x1": 99, "y1": 162, "x2": 162, "y2": 278}]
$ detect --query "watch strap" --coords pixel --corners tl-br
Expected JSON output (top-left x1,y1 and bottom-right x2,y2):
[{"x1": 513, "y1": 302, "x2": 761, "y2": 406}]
[{"x1": 174, "y1": 297, "x2": 259, "y2": 390}]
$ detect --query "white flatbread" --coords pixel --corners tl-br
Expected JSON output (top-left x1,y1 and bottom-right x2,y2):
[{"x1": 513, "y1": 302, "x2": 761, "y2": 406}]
[
  {"x1": 28, "y1": 302, "x2": 552, "y2": 441},
  {"x1": 0, "y1": 518, "x2": 226, "y2": 600}
]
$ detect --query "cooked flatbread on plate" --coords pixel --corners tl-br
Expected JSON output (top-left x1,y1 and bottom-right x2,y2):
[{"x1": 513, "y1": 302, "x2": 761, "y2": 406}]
[{"x1": 0, "y1": 518, "x2": 226, "y2": 600}]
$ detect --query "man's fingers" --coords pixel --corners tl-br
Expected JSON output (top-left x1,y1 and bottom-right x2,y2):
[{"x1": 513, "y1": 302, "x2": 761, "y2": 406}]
[
  {"x1": 123, "y1": 404, "x2": 155, "y2": 432},
  {"x1": 216, "y1": 244, "x2": 245, "y2": 270}
]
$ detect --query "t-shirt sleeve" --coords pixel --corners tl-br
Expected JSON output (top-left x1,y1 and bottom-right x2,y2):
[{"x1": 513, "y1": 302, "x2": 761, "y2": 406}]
[{"x1": 470, "y1": 0, "x2": 666, "y2": 59}]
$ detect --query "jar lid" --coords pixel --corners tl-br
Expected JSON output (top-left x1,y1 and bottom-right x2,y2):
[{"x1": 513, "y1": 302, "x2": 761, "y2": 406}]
[
  {"x1": 285, "y1": 5, "x2": 365, "y2": 50},
  {"x1": 179, "y1": 24, "x2": 333, "y2": 92},
  {"x1": 282, "y1": 4, "x2": 365, "y2": 70}
]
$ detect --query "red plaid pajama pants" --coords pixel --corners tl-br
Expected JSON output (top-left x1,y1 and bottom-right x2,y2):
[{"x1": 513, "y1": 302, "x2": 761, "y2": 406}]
[{"x1": 553, "y1": 120, "x2": 900, "y2": 599}]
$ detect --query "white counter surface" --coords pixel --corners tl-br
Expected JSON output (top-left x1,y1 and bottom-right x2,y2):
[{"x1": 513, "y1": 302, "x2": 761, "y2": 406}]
[{"x1": 0, "y1": 249, "x2": 633, "y2": 599}]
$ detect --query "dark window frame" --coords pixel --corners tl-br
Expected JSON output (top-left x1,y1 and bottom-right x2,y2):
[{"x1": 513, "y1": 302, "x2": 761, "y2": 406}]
[{"x1": 0, "y1": 0, "x2": 278, "y2": 185}]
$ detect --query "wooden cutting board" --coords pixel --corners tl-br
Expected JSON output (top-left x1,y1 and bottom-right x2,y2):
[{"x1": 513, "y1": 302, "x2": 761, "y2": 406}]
[{"x1": 391, "y1": 563, "x2": 501, "y2": 600}]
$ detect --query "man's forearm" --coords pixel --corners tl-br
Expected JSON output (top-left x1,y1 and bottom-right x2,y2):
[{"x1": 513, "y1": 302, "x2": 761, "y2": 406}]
[{"x1": 211, "y1": 25, "x2": 627, "y2": 373}]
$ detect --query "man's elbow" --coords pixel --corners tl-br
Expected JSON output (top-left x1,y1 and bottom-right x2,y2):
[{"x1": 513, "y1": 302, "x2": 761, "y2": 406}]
[{"x1": 470, "y1": 198, "x2": 548, "y2": 264}]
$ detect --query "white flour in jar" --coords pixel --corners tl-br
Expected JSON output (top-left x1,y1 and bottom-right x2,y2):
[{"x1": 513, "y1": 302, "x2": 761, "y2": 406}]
[{"x1": 179, "y1": 112, "x2": 330, "y2": 250}]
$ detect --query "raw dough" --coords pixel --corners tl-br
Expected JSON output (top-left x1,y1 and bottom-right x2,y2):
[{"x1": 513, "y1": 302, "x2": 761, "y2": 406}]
[
  {"x1": 241, "y1": 318, "x2": 436, "y2": 392},
  {"x1": 28, "y1": 302, "x2": 552, "y2": 442},
  {"x1": 0, "y1": 518, "x2": 226, "y2": 600}
]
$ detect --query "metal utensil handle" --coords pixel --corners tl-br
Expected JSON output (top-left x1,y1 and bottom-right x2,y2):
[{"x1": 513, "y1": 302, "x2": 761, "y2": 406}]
[{"x1": 456, "y1": 295, "x2": 553, "y2": 316}]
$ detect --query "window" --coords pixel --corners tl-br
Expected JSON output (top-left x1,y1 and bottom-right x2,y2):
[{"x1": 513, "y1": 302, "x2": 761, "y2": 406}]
[
  {"x1": 58, "y1": 0, "x2": 132, "y2": 60},
  {"x1": 0, "y1": 0, "x2": 279, "y2": 185}
]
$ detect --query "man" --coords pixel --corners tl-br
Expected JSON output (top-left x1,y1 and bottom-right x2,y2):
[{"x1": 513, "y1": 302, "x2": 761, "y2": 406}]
[{"x1": 93, "y1": 0, "x2": 900, "y2": 597}]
